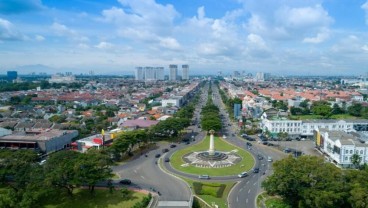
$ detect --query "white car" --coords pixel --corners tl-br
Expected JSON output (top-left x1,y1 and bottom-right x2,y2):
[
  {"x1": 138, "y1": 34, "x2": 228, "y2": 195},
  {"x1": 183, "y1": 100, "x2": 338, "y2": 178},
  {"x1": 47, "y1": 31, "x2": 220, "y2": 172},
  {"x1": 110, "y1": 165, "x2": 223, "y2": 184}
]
[
  {"x1": 238, "y1": 172, "x2": 248, "y2": 178},
  {"x1": 267, "y1": 156, "x2": 273, "y2": 162}
]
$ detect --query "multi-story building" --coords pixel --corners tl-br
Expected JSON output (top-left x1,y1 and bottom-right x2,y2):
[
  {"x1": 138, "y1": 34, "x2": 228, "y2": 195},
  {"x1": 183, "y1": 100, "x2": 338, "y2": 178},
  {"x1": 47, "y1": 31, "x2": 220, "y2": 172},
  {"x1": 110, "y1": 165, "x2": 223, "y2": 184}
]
[
  {"x1": 155, "y1": 67, "x2": 165, "y2": 80},
  {"x1": 169, "y1": 64, "x2": 178, "y2": 81},
  {"x1": 260, "y1": 113, "x2": 368, "y2": 137},
  {"x1": 255, "y1": 72, "x2": 264, "y2": 82},
  {"x1": 135, "y1": 67, "x2": 144, "y2": 81},
  {"x1": 315, "y1": 129, "x2": 368, "y2": 168},
  {"x1": 144, "y1": 67, "x2": 156, "y2": 81},
  {"x1": 7, "y1": 71, "x2": 17, "y2": 81},
  {"x1": 182, "y1": 65, "x2": 189, "y2": 80}
]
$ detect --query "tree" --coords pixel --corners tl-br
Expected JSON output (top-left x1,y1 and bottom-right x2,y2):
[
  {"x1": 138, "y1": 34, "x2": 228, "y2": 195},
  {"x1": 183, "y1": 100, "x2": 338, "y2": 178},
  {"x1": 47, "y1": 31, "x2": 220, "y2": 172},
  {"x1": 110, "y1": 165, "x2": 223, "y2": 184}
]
[
  {"x1": 277, "y1": 132, "x2": 288, "y2": 141},
  {"x1": 311, "y1": 102, "x2": 332, "y2": 117},
  {"x1": 348, "y1": 103, "x2": 363, "y2": 117},
  {"x1": 262, "y1": 155, "x2": 349, "y2": 208},
  {"x1": 299, "y1": 99, "x2": 310, "y2": 109},
  {"x1": 44, "y1": 151, "x2": 82, "y2": 196},
  {"x1": 290, "y1": 107, "x2": 303, "y2": 115},
  {"x1": 351, "y1": 153, "x2": 362, "y2": 169},
  {"x1": 332, "y1": 103, "x2": 343, "y2": 115}
]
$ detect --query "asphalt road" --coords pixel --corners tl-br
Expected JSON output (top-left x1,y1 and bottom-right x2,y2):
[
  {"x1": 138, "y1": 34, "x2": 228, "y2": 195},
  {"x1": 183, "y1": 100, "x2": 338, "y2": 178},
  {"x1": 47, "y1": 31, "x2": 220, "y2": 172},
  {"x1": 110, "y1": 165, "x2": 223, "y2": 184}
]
[{"x1": 211, "y1": 85, "x2": 288, "y2": 208}]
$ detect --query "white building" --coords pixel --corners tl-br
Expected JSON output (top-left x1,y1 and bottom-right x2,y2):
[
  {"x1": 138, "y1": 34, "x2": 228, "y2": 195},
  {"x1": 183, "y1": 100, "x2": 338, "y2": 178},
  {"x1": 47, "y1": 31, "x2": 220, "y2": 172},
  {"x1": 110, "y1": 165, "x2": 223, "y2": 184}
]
[
  {"x1": 255, "y1": 72, "x2": 264, "y2": 82},
  {"x1": 169, "y1": 64, "x2": 178, "y2": 81},
  {"x1": 162, "y1": 96, "x2": 183, "y2": 107},
  {"x1": 155, "y1": 67, "x2": 165, "y2": 80},
  {"x1": 49, "y1": 74, "x2": 77, "y2": 83},
  {"x1": 315, "y1": 129, "x2": 368, "y2": 168},
  {"x1": 261, "y1": 113, "x2": 368, "y2": 137},
  {"x1": 182, "y1": 64, "x2": 189, "y2": 80},
  {"x1": 135, "y1": 67, "x2": 144, "y2": 80},
  {"x1": 144, "y1": 67, "x2": 156, "y2": 81}
]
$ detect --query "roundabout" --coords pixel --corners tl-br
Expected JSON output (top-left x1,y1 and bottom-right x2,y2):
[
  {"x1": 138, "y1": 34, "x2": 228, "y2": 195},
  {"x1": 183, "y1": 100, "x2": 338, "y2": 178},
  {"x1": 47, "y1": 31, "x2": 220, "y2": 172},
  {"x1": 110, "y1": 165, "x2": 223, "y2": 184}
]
[{"x1": 168, "y1": 130, "x2": 255, "y2": 177}]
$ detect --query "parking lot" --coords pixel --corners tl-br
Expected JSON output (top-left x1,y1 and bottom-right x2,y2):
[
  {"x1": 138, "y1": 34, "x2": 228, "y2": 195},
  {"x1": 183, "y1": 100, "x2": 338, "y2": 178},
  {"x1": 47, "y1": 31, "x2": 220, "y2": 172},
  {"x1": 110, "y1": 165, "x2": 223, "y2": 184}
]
[{"x1": 267, "y1": 139, "x2": 321, "y2": 157}]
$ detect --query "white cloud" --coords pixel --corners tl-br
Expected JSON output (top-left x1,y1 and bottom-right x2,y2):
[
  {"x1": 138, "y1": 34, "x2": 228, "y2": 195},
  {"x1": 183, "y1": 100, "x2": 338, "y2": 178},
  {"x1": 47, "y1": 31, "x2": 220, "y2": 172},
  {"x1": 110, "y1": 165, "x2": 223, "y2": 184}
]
[
  {"x1": 78, "y1": 43, "x2": 89, "y2": 49},
  {"x1": 303, "y1": 28, "x2": 329, "y2": 43},
  {"x1": 158, "y1": 37, "x2": 181, "y2": 50},
  {"x1": 51, "y1": 22, "x2": 89, "y2": 42},
  {"x1": 35, "y1": 35, "x2": 44, "y2": 41},
  {"x1": 95, "y1": 41, "x2": 113, "y2": 49},
  {"x1": 0, "y1": 18, "x2": 25, "y2": 41},
  {"x1": 362, "y1": 1, "x2": 368, "y2": 25}
]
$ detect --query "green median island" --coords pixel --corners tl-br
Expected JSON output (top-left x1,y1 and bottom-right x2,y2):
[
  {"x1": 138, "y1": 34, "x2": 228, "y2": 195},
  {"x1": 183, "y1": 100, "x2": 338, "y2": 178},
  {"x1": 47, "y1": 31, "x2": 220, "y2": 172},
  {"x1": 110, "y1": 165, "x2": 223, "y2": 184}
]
[{"x1": 170, "y1": 133, "x2": 255, "y2": 176}]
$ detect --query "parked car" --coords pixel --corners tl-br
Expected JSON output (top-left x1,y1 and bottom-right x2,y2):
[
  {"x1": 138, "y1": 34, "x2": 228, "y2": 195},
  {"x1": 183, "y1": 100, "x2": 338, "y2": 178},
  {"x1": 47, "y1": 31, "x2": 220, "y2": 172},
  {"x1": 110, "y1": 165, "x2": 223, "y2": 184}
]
[
  {"x1": 238, "y1": 172, "x2": 248, "y2": 178},
  {"x1": 119, "y1": 179, "x2": 132, "y2": 185},
  {"x1": 253, "y1": 168, "x2": 259, "y2": 173},
  {"x1": 262, "y1": 141, "x2": 268, "y2": 145},
  {"x1": 198, "y1": 175, "x2": 210, "y2": 179},
  {"x1": 170, "y1": 144, "x2": 177, "y2": 148},
  {"x1": 155, "y1": 154, "x2": 161, "y2": 158},
  {"x1": 246, "y1": 142, "x2": 252, "y2": 146},
  {"x1": 164, "y1": 158, "x2": 170, "y2": 162},
  {"x1": 162, "y1": 148, "x2": 169, "y2": 153}
]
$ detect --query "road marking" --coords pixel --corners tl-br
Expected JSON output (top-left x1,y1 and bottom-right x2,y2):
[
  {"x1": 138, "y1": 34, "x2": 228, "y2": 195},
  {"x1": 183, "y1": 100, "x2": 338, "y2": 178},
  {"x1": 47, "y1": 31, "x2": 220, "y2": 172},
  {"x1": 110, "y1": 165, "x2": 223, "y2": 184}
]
[
  {"x1": 246, "y1": 181, "x2": 249, "y2": 184},
  {"x1": 239, "y1": 188, "x2": 243, "y2": 192},
  {"x1": 246, "y1": 198, "x2": 248, "y2": 203},
  {"x1": 134, "y1": 170, "x2": 137, "y2": 174},
  {"x1": 248, "y1": 189, "x2": 250, "y2": 194},
  {"x1": 253, "y1": 182, "x2": 257, "y2": 186},
  {"x1": 140, "y1": 175, "x2": 145, "y2": 179},
  {"x1": 236, "y1": 197, "x2": 239, "y2": 202}
]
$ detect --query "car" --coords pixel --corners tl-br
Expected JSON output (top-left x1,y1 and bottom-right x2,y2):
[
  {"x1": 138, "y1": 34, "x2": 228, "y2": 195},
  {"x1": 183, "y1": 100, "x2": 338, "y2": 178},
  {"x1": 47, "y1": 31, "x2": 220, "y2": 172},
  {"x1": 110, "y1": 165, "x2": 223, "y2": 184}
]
[
  {"x1": 258, "y1": 154, "x2": 264, "y2": 160},
  {"x1": 253, "y1": 168, "x2": 259, "y2": 173},
  {"x1": 238, "y1": 172, "x2": 248, "y2": 178},
  {"x1": 232, "y1": 133, "x2": 235, "y2": 136},
  {"x1": 155, "y1": 154, "x2": 161, "y2": 158},
  {"x1": 162, "y1": 148, "x2": 169, "y2": 153},
  {"x1": 164, "y1": 158, "x2": 170, "y2": 162},
  {"x1": 228, "y1": 124, "x2": 231, "y2": 126},
  {"x1": 246, "y1": 142, "x2": 252, "y2": 146},
  {"x1": 267, "y1": 156, "x2": 273, "y2": 162},
  {"x1": 262, "y1": 141, "x2": 268, "y2": 145},
  {"x1": 198, "y1": 175, "x2": 210, "y2": 179},
  {"x1": 267, "y1": 143, "x2": 274, "y2": 146},
  {"x1": 119, "y1": 179, "x2": 132, "y2": 185},
  {"x1": 170, "y1": 144, "x2": 177, "y2": 148}
]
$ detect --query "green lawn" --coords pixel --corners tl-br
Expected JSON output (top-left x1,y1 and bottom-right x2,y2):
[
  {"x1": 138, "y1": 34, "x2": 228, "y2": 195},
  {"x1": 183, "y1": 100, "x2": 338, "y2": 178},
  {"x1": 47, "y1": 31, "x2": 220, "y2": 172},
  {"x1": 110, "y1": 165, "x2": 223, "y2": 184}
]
[
  {"x1": 42, "y1": 188, "x2": 147, "y2": 208},
  {"x1": 183, "y1": 178, "x2": 235, "y2": 208},
  {"x1": 170, "y1": 136, "x2": 255, "y2": 176}
]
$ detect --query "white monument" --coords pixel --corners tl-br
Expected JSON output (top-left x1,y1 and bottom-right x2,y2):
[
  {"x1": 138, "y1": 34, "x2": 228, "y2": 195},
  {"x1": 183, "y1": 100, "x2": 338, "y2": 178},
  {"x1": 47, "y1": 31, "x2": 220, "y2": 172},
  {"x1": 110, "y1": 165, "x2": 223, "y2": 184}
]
[{"x1": 209, "y1": 130, "x2": 215, "y2": 156}]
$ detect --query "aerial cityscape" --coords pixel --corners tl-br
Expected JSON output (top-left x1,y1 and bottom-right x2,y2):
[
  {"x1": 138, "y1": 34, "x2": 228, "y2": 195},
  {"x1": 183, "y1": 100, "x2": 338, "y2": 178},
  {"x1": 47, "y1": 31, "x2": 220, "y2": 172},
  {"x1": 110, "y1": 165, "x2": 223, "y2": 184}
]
[{"x1": 1, "y1": 1, "x2": 368, "y2": 208}]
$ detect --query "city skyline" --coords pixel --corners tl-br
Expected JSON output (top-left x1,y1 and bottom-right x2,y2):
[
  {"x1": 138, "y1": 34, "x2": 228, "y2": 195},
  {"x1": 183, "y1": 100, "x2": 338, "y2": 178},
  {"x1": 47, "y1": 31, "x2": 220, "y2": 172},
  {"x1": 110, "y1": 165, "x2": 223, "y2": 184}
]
[{"x1": 1, "y1": 0, "x2": 368, "y2": 75}]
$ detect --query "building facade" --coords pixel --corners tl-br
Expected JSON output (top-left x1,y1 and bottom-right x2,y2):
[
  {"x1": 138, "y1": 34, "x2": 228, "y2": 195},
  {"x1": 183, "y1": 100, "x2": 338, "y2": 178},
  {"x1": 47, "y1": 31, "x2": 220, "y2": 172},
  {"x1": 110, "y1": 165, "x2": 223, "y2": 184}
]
[
  {"x1": 182, "y1": 65, "x2": 189, "y2": 80},
  {"x1": 169, "y1": 64, "x2": 178, "y2": 81},
  {"x1": 135, "y1": 67, "x2": 145, "y2": 80},
  {"x1": 7, "y1": 71, "x2": 17, "y2": 81},
  {"x1": 315, "y1": 129, "x2": 368, "y2": 168}
]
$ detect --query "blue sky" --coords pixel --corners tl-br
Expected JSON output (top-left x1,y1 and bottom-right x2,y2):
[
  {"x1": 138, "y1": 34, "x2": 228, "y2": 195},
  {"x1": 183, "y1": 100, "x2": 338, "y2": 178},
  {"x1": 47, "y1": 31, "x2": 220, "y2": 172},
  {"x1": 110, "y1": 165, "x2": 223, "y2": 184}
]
[{"x1": 1, "y1": 0, "x2": 368, "y2": 75}]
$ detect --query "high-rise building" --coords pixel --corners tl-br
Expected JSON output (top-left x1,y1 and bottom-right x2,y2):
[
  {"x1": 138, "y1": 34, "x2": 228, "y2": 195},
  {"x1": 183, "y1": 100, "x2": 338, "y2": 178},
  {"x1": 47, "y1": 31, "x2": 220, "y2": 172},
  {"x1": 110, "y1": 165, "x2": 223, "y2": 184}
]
[
  {"x1": 155, "y1": 67, "x2": 165, "y2": 80},
  {"x1": 169, "y1": 64, "x2": 178, "y2": 81},
  {"x1": 135, "y1": 67, "x2": 144, "y2": 80},
  {"x1": 182, "y1": 65, "x2": 189, "y2": 80},
  {"x1": 255, "y1": 72, "x2": 264, "y2": 81},
  {"x1": 7, "y1": 71, "x2": 17, "y2": 81},
  {"x1": 144, "y1": 67, "x2": 156, "y2": 81},
  {"x1": 264, "y1": 73, "x2": 271, "y2": 81},
  {"x1": 233, "y1": 71, "x2": 240, "y2": 77}
]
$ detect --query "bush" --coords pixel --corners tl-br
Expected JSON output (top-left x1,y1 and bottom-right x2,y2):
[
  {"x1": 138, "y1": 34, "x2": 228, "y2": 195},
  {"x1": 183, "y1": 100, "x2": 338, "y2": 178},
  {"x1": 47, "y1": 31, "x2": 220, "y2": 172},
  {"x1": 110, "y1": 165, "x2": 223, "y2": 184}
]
[
  {"x1": 193, "y1": 182, "x2": 203, "y2": 195},
  {"x1": 216, "y1": 184, "x2": 226, "y2": 198},
  {"x1": 132, "y1": 193, "x2": 152, "y2": 208}
]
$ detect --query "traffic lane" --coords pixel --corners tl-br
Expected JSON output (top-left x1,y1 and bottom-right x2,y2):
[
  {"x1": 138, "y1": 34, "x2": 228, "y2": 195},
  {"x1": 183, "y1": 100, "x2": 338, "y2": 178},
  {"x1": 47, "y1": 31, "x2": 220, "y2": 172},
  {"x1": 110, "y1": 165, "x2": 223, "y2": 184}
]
[{"x1": 113, "y1": 148, "x2": 190, "y2": 201}]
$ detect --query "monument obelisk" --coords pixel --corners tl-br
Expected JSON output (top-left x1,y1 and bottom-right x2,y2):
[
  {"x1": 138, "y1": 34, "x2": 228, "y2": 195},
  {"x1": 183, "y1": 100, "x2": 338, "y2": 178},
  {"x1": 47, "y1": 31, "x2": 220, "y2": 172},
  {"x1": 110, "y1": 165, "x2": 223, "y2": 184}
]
[{"x1": 209, "y1": 129, "x2": 215, "y2": 156}]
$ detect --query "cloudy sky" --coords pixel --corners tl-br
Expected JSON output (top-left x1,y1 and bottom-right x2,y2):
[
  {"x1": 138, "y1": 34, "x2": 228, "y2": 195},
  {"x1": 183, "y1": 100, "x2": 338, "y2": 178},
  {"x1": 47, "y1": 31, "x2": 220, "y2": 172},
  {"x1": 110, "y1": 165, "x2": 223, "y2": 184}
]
[{"x1": 1, "y1": 0, "x2": 368, "y2": 75}]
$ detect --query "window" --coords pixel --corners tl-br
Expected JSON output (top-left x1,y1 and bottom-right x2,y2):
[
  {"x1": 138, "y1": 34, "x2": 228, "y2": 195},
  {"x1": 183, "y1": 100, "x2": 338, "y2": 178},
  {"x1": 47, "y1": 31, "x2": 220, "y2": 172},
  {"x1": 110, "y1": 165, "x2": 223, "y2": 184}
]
[
  {"x1": 345, "y1": 156, "x2": 348, "y2": 161},
  {"x1": 346, "y1": 150, "x2": 348, "y2": 154},
  {"x1": 350, "y1": 150, "x2": 353, "y2": 154},
  {"x1": 360, "y1": 150, "x2": 363, "y2": 154}
]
